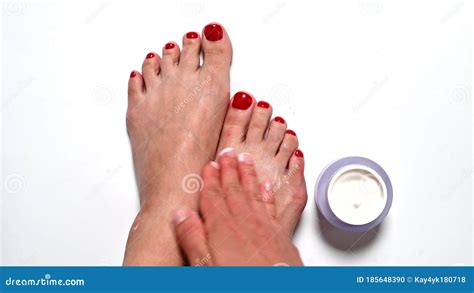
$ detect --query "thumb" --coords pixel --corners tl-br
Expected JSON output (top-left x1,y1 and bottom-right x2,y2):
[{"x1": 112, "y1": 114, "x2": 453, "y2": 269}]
[{"x1": 173, "y1": 208, "x2": 211, "y2": 266}]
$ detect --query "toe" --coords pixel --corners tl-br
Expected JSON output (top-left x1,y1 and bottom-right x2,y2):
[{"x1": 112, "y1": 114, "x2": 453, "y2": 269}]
[
  {"x1": 246, "y1": 101, "x2": 273, "y2": 143},
  {"x1": 128, "y1": 70, "x2": 145, "y2": 105},
  {"x1": 179, "y1": 32, "x2": 202, "y2": 71},
  {"x1": 201, "y1": 23, "x2": 233, "y2": 71},
  {"x1": 276, "y1": 129, "x2": 299, "y2": 168},
  {"x1": 141, "y1": 52, "x2": 161, "y2": 87},
  {"x1": 217, "y1": 91, "x2": 255, "y2": 152},
  {"x1": 279, "y1": 150, "x2": 307, "y2": 236},
  {"x1": 161, "y1": 42, "x2": 180, "y2": 75},
  {"x1": 264, "y1": 116, "x2": 287, "y2": 155}
]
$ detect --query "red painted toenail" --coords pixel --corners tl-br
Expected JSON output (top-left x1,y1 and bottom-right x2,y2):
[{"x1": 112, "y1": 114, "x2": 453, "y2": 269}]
[
  {"x1": 203, "y1": 23, "x2": 223, "y2": 41},
  {"x1": 165, "y1": 42, "x2": 175, "y2": 49},
  {"x1": 231, "y1": 92, "x2": 253, "y2": 110},
  {"x1": 146, "y1": 52, "x2": 155, "y2": 59},
  {"x1": 257, "y1": 101, "x2": 270, "y2": 108},
  {"x1": 130, "y1": 71, "x2": 137, "y2": 78},
  {"x1": 186, "y1": 32, "x2": 199, "y2": 39},
  {"x1": 274, "y1": 116, "x2": 285, "y2": 124},
  {"x1": 295, "y1": 149, "x2": 304, "y2": 158},
  {"x1": 286, "y1": 129, "x2": 296, "y2": 136}
]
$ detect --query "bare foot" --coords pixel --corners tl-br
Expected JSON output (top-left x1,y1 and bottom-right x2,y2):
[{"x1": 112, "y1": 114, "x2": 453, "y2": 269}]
[
  {"x1": 174, "y1": 151, "x2": 304, "y2": 266},
  {"x1": 123, "y1": 23, "x2": 232, "y2": 265},
  {"x1": 216, "y1": 92, "x2": 307, "y2": 236}
]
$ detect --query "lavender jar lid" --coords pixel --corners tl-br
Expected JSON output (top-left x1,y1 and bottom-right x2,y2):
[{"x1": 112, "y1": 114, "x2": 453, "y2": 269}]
[{"x1": 315, "y1": 156, "x2": 393, "y2": 233}]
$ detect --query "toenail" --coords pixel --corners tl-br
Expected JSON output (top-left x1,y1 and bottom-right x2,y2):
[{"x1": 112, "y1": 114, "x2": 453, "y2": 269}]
[
  {"x1": 130, "y1": 71, "x2": 137, "y2": 78},
  {"x1": 218, "y1": 147, "x2": 234, "y2": 158},
  {"x1": 203, "y1": 23, "x2": 223, "y2": 41},
  {"x1": 186, "y1": 32, "x2": 199, "y2": 39},
  {"x1": 286, "y1": 129, "x2": 296, "y2": 136},
  {"x1": 295, "y1": 149, "x2": 304, "y2": 158},
  {"x1": 257, "y1": 101, "x2": 270, "y2": 109},
  {"x1": 146, "y1": 52, "x2": 155, "y2": 59},
  {"x1": 165, "y1": 42, "x2": 175, "y2": 49},
  {"x1": 274, "y1": 116, "x2": 285, "y2": 124},
  {"x1": 231, "y1": 92, "x2": 253, "y2": 110},
  {"x1": 237, "y1": 153, "x2": 253, "y2": 164}
]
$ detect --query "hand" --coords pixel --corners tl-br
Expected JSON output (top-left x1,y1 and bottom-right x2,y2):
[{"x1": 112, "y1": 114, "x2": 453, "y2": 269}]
[{"x1": 173, "y1": 150, "x2": 303, "y2": 266}]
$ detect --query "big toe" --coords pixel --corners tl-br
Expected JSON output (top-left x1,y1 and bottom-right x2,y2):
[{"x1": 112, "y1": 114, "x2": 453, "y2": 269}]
[
  {"x1": 217, "y1": 91, "x2": 255, "y2": 152},
  {"x1": 201, "y1": 23, "x2": 233, "y2": 71}
]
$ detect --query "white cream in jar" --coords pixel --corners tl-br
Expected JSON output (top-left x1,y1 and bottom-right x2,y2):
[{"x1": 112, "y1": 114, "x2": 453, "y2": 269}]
[{"x1": 315, "y1": 157, "x2": 393, "y2": 232}]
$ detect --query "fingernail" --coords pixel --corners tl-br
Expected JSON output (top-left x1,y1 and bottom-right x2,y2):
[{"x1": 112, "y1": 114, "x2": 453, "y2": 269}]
[
  {"x1": 218, "y1": 147, "x2": 234, "y2": 158},
  {"x1": 263, "y1": 181, "x2": 273, "y2": 191},
  {"x1": 237, "y1": 153, "x2": 253, "y2": 164},
  {"x1": 210, "y1": 161, "x2": 220, "y2": 169},
  {"x1": 274, "y1": 116, "x2": 285, "y2": 124},
  {"x1": 295, "y1": 149, "x2": 304, "y2": 158},
  {"x1": 186, "y1": 32, "x2": 199, "y2": 39},
  {"x1": 231, "y1": 92, "x2": 253, "y2": 110},
  {"x1": 260, "y1": 181, "x2": 274, "y2": 202},
  {"x1": 203, "y1": 23, "x2": 223, "y2": 41},
  {"x1": 173, "y1": 209, "x2": 189, "y2": 226},
  {"x1": 257, "y1": 101, "x2": 270, "y2": 109},
  {"x1": 130, "y1": 71, "x2": 137, "y2": 78},
  {"x1": 165, "y1": 42, "x2": 175, "y2": 49},
  {"x1": 146, "y1": 52, "x2": 155, "y2": 59},
  {"x1": 286, "y1": 129, "x2": 296, "y2": 136}
]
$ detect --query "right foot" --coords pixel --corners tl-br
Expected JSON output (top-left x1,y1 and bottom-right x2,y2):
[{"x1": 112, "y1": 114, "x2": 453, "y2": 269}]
[
  {"x1": 123, "y1": 23, "x2": 233, "y2": 265},
  {"x1": 216, "y1": 92, "x2": 308, "y2": 236}
]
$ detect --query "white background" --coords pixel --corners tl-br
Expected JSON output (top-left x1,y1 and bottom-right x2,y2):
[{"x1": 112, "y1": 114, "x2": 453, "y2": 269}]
[{"x1": 1, "y1": 0, "x2": 472, "y2": 265}]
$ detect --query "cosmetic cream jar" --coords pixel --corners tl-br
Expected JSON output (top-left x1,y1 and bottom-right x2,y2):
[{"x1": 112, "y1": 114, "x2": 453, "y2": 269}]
[{"x1": 315, "y1": 157, "x2": 393, "y2": 232}]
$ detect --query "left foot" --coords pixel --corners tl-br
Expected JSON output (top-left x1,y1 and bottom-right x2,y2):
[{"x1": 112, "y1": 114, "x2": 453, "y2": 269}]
[{"x1": 123, "y1": 23, "x2": 233, "y2": 265}]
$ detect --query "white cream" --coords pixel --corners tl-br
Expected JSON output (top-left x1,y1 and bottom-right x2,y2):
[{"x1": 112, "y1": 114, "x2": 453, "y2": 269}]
[{"x1": 327, "y1": 165, "x2": 387, "y2": 225}]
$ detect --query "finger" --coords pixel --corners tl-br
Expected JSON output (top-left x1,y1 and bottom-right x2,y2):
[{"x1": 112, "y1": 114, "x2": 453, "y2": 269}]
[
  {"x1": 236, "y1": 153, "x2": 260, "y2": 202},
  {"x1": 173, "y1": 209, "x2": 211, "y2": 266},
  {"x1": 260, "y1": 181, "x2": 277, "y2": 218},
  {"x1": 200, "y1": 162, "x2": 231, "y2": 227},
  {"x1": 218, "y1": 148, "x2": 251, "y2": 215}
]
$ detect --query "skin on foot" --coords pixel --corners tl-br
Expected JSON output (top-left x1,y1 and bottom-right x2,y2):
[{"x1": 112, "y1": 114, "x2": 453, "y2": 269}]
[
  {"x1": 216, "y1": 92, "x2": 307, "y2": 236},
  {"x1": 123, "y1": 23, "x2": 233, "y2": 266},
  {"x1": 174, "y1": 151, "x2": 304, "y2": 266}
]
